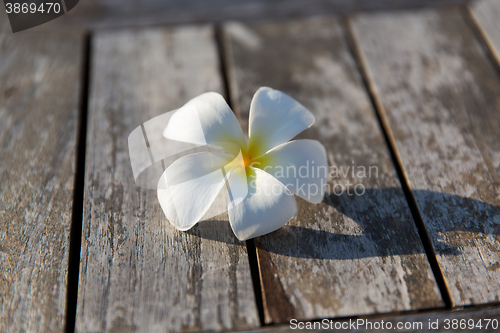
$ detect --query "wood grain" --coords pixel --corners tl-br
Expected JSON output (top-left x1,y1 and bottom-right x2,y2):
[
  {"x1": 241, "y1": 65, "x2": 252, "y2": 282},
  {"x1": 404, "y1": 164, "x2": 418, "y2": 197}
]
[
  {"x1": 224, "y1": 17, "x2": 443, "y2": 324},
  {"x1": 0, "y1": 30, "x2": 83, "y2": 332},
  {"x1": 352, "y1": 6, "x2": 500, "y2": 306},
  {"x1": 0, "y1": 6, "x2": 11, "y2": 32},
  {"x1": 76, "y1": 26, "x2": 260, "y2": 332},
  {"x1": 469, "y1": 0, "x2": 500, "y2": 69}
]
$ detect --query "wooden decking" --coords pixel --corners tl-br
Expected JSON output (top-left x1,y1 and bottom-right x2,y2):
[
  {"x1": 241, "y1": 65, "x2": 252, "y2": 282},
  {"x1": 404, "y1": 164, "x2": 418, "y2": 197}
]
[{"x1": 1, "y1": 1, "x2": 499, "y2": 332}]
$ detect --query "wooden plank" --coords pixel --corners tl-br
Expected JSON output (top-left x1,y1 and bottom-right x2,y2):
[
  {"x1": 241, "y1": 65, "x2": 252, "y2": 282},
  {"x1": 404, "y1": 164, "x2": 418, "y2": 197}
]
[
  {"x1": 76, "y1": 26, "x2": 260, "y2": 332},
  {"x1": 0, "y1": 28, "x2": 83, "y2": 332},
  {"x1": 224, "y1": 306, "x2": 500, "y2": 332},
  {"x1": 469, "y1": 0, "x2": 500, "y2": 69},
  {"x1": 224, "y1": 17, "x2": 443, "y2": 324},
  {"x1": 352, "y1": 7, "x2": 500, "y2": 306},
  {"x1": 0, "y1": 6, "x2": 11, "y2": 32},
  {"x1": 60, "y1": 0, "x2": 470, "y2": 30}
]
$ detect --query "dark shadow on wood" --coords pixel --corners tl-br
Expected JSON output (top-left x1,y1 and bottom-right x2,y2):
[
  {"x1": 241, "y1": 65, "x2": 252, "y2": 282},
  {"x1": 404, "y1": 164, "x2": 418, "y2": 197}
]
[
  {"x1": 187, "y1": 218, "x2": 243, "y2": 244},
  {"x1": 188, "y1": 188, "x2": 499, "y2": 261}
]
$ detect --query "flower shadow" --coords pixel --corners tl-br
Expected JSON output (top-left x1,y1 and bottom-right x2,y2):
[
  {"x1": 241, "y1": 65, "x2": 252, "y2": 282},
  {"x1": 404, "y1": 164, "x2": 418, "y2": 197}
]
[{"x1": 188, "y1": 188, "x2": 500, "y2": 260}]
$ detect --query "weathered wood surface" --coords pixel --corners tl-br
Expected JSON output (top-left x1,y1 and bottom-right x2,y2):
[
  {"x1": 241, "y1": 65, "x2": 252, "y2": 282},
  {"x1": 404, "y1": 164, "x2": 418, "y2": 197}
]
[
  {"x1": 352, "y1": 7, "x2": 500, "y2": 306},
  {"x1": 231, "y1": 306, "x2": 500, "y2": 332},
  {"x1": 0, "y1": 26, "x2": 83, "y2": 333},
  {"x1": 0, "y1": 7, "x2": 11, "y2": 32},
  {"x1": 76, "y1": 26, "x2": 260, "y2": 332},
  {"x1": 470, "y1": 0, "x2": 500, "y2": 69},
  {"x1": 58, "y1": 0, "x2": 471, "y2": 30},
  {"x1": 224, "y1": 17, "x2": 443, "y2": 324}
]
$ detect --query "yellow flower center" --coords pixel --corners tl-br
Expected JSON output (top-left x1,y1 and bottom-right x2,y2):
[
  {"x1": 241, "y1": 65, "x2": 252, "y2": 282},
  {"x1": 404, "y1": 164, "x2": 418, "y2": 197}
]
[{"x1": 243, "y1": 153, "x2": 252, "y2": 167}]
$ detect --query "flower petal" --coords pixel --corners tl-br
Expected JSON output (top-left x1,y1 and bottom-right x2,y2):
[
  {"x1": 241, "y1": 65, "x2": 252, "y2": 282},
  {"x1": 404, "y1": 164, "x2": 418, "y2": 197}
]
[
  {"x1": 226, "y1": 164, "x2": 249, "y2": 210},
  {"x1": 254, "y1": 139, "x2": 327, "y2": 204},
  {"x1": 157, "y1": 149, "x2": 244, "y2": 230},
  {"x1": 228, "y1": 167, "x2": 298, "y2": 241},
  {"x1": 247, "y1": 87, "x2": 315, "y2": 157},
  {"x1": 163, "y1": 92, "x2": 247, "y2": 151}
]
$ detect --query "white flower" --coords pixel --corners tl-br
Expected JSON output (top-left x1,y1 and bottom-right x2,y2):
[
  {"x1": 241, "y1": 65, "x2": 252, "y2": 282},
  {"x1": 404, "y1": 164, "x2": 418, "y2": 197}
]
[{"x1": 158, "y1": 87, "x2": 327, "y2": 241}]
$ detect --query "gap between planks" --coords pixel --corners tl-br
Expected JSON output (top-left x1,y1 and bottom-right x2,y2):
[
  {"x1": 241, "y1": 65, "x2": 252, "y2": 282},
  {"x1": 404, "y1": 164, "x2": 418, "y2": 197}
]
[
  {"x1": 75, "y1": 24, "x2": 260, "y2": 332},
  {"x1": 223, "y1": 16, "x2": 444, "y2": 323},
  {"x1": 64, "y1": 32, "x2": 92, "y2": 333},
  {"x1": 464, "y1": 3, "x2": 500, "y2": 78},
  {"x1": 343, "y1": 16, "x2": 454, "y2": 308},
  {"x1": 215, "y1": 23, "x2": 266, "y2": 326},
  {"x1": 350, "y1": 6, "x2": 500, "y2": 306}
]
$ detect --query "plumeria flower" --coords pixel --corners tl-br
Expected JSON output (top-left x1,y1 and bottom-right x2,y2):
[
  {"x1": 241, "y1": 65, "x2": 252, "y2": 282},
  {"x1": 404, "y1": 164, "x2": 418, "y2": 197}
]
[{"x1": 157, "y1": 87, "x2": 327, "y2": 241}]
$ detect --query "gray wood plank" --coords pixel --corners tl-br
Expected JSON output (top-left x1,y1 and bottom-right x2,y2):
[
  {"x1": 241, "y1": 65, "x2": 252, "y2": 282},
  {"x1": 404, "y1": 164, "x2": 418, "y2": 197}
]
[
  {"x1": 352, "y1": 6, "x2": 500, "y2": 306},
  {"x1": 60, "y1": 0, "x2": 470, "y2": 30},
  {"x1": 224, "y1": 17, "x2": 443, "y2": 324},
  {"x1": 470, "y1": 0, "x2": 500, "y2": 69},
  {"x1": 76, "y1": 26, "x2": 260, "y2": 332},
  {"x1": 0, "y1": 29, "x2": 83, "y2": 332},
  {"x1": 0, "y1": 6, "x2": 11, "y2": 32}
]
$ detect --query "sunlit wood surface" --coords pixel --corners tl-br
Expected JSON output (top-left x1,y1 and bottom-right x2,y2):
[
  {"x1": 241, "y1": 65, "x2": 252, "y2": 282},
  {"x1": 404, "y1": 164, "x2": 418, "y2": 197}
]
[{"x1": 1, "y1": 1, "x2": 499, "y2": 332}]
